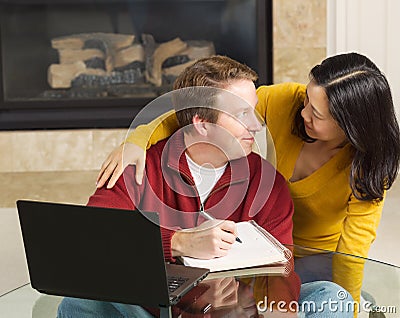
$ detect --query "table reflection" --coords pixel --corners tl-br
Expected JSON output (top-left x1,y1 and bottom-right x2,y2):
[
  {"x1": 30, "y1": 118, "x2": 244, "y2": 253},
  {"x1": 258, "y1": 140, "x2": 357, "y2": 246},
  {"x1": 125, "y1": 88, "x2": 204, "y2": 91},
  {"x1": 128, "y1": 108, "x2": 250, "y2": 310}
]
[{"x1": 0, "y1": 245, "x2": 399, "y2": 318}]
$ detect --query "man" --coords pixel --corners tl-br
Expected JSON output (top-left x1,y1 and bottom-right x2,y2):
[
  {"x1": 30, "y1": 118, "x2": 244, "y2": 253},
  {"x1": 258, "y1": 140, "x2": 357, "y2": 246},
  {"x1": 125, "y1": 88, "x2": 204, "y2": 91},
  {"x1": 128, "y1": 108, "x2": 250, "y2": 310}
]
[
  {"x1": 88, "y1": 55, "x2": 295, "y2": 260},
  {"x1": 57, "y1": 56, "x2": 299, "y2": 317}
]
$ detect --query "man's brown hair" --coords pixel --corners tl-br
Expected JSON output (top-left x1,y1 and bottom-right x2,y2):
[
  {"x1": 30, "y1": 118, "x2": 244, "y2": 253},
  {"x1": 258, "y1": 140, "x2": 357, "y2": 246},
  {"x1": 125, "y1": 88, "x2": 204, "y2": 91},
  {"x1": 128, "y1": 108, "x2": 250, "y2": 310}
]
[{"x1": 172, "y1": 55, "x2": 258, "y2": 129}]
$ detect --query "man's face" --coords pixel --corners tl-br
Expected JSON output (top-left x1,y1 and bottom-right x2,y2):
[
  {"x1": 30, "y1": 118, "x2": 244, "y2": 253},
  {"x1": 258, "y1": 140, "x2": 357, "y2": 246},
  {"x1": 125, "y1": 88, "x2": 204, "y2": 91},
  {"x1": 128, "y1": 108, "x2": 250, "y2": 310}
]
[{"x1": 211, "y1": 79, "x2": 262, "y2": 159}]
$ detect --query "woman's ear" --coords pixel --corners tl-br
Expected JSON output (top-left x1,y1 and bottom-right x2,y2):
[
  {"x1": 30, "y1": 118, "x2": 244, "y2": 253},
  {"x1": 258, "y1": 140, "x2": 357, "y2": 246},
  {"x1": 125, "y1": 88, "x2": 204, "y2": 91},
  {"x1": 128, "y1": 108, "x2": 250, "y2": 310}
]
[{"x1": 192, "y1": 114, "x2": 208, "y2": 136}]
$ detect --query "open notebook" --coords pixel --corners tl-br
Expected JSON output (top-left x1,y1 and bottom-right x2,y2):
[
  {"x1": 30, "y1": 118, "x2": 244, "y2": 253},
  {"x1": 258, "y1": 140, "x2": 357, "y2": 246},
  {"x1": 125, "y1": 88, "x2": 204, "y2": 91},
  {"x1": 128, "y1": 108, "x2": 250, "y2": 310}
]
[{"x1": 181, "y1": 221, "x2": 291, "y2": 273}]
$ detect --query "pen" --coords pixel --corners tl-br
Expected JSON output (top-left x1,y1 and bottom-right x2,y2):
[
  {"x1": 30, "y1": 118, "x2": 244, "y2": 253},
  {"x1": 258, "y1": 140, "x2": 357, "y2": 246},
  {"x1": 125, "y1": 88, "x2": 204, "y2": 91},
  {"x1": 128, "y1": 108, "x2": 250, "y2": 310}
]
[{"x1": 199, "y1": 206, "x2": 242, "y2": 243}]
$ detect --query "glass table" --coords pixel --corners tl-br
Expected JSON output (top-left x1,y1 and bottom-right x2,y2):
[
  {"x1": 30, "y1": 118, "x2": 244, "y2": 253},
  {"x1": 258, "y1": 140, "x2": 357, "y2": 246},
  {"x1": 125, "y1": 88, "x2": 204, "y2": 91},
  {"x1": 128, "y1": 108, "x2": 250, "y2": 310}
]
[
  {"x1": 0, "y1": 246, "x2": 399, "y2": 318},
  {"x1": 293, "y1": 246, "x2": 400, "y2": 318}
]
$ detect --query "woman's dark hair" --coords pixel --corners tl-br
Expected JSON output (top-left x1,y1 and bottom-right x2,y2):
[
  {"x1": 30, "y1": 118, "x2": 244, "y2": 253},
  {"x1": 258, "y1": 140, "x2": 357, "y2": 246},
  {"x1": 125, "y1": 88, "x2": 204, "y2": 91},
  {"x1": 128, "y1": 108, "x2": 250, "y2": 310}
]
[{"x1": 294, "y1": 52, "x2": 400, "y2": 201}]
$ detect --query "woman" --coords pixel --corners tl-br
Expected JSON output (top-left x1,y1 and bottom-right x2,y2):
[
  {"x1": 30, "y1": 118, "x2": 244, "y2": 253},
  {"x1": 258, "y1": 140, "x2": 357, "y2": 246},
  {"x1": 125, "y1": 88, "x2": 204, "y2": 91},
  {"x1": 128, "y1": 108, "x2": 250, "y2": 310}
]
[{"x1": 96, "y1": 52, "x2": 400, "y2": 303}]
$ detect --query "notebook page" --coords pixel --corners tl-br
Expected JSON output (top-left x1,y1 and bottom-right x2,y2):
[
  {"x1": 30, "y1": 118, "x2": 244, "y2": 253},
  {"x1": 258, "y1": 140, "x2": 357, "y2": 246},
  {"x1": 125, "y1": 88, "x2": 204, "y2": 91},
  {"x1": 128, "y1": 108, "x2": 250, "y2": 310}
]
[{"x1": 181, "y1": 221, "x2": 287, "y2": 272}]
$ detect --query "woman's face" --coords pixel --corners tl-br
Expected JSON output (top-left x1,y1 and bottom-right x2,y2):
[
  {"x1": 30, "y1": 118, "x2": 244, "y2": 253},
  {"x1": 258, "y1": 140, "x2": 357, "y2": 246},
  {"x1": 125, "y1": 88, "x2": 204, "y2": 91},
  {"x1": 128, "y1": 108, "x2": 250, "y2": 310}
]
[{"x1": 301, "y1": 80, "x2": 347, "y2": 145}]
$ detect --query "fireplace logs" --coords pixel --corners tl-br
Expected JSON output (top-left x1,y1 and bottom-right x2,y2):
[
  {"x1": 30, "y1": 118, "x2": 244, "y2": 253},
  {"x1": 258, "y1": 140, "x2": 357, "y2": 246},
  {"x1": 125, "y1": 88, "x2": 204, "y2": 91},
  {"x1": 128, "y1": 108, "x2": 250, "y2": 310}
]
[{"x1": 46, "y1": 32, "x2": 215, "y2": 99}]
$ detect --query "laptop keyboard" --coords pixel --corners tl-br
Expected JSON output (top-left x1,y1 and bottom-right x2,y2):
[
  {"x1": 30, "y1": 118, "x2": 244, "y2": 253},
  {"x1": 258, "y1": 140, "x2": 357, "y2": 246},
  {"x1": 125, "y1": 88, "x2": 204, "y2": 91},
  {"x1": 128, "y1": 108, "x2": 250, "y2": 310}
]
[{"x1": 168, "y1": 276, "x2": 189, "y2": 293}]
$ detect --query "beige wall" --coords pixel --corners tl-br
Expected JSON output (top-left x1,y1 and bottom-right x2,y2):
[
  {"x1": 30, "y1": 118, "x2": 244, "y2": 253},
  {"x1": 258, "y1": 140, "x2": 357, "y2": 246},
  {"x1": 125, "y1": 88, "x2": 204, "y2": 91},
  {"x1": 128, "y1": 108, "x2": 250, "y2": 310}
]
[
  {"x1": 273, "y1": 0, "x2": 326, "y2": 84},
  {"x1": 1, "y1": 0, "x2": 327, "y2": 173},
  {"x1": 0, "y1": 129, "x2": 127, "y2": 172}
]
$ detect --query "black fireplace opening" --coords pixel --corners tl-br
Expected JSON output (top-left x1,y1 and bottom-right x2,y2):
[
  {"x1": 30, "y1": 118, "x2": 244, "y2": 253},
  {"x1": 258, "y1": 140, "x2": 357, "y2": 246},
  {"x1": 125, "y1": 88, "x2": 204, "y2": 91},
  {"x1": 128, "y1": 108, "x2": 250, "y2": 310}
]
[{"x1": 0, "y1": 0, "x2": 272, "y2": 130}]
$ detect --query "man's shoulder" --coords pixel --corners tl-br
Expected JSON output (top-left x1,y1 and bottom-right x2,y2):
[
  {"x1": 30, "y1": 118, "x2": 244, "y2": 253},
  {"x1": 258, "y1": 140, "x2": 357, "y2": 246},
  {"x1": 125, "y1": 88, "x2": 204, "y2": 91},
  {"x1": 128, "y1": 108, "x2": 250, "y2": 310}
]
[
  {"x1": 145, "y1": 136, "x2": 182, "y2": 172},
  {"x1": 247, "y1": 152, "x2": 273, "y2": 168},
  {"x1": 146, "y1": 138, "x2": 169, "y2": 157},
  {"x1": 247, "y1": 152, "x2": 286, "y2": 184}
]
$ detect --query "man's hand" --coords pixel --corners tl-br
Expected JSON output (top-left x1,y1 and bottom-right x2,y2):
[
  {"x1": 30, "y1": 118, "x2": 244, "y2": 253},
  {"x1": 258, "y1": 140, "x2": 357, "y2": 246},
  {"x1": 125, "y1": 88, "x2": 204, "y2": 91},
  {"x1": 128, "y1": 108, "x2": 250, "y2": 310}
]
[
  {"x1": 96, "y1": 143, "x2": 146, "y2": 189},
  {"x1": 171, "y1": 220, "x2": 238, "y2": 259}
]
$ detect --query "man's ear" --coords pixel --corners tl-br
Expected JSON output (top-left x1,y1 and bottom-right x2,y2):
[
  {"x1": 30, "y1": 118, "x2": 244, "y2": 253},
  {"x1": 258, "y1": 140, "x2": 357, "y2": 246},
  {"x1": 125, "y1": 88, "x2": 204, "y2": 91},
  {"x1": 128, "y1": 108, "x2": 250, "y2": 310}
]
[{"x1": 192, "y1": 114, "x2": 208, "y2": 136}]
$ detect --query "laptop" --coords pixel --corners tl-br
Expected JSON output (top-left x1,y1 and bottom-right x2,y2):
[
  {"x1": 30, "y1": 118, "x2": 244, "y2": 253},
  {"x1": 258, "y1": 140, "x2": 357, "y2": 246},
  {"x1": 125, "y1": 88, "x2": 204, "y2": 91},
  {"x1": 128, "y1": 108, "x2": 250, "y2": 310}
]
[{"x1": 16, "y1": 200, "x2": 209, "y2": 311}]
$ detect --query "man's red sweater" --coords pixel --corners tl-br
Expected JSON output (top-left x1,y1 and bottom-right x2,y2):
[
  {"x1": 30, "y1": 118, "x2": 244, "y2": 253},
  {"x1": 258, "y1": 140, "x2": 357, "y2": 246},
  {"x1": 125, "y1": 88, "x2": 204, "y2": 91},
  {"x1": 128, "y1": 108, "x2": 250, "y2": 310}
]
[
  {"x1": 88, "y1": 132, "x2": 294, "y2": 262},
  {"x1": 88, "y1": 133, "x2": 300, "y2": 314}
]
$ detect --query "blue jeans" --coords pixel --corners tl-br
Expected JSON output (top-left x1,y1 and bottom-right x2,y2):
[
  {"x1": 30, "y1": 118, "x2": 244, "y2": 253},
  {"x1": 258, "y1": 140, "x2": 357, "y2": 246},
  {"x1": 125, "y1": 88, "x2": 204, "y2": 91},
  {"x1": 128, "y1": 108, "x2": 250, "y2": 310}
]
[
  {"x1": 299, "y1": 281, "x2": 354, "y2": 318},
  {"x1": 57, "y1": 281, "x2": 354, "y2": 318},
  {"x1": 57, "y1": 298, "x2": 154, "y2": 318}
]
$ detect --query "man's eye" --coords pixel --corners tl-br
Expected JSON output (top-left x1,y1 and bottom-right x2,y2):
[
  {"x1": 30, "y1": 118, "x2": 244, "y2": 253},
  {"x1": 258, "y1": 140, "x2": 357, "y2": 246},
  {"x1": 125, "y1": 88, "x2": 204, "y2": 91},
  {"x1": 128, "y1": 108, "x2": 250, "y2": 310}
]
[{"x1": 237, "y1": 111, "x2": 247, "y2": 119}]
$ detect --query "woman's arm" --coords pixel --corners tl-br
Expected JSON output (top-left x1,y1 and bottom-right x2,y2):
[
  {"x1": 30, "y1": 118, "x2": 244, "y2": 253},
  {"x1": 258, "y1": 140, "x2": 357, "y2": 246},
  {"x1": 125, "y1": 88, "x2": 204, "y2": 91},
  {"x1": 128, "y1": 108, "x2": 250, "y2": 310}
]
[
  {"x1": 96, "y1": 110, "x2": 179, "y2": 188},
  {"x1": 125, "y1": 109, "x2": 179, "y2": 149},
  {"x1": 332, "y1": 194, "x2": 384, "y2": 303}
]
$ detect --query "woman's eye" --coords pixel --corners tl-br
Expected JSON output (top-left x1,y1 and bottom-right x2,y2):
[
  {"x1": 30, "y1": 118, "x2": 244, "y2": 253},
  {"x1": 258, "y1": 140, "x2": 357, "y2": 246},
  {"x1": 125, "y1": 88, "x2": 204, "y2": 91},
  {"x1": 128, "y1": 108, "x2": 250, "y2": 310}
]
[{"x1": 312, "y1": 112, "x2": 322, "y2": 120}]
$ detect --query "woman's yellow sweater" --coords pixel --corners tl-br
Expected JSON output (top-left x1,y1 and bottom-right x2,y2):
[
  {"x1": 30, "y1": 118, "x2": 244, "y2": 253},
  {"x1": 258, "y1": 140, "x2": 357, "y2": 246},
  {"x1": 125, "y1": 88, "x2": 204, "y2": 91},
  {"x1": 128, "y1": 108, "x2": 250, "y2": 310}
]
[{"x1": 126, "y1": 82, "x2": 384, "y2": 303}]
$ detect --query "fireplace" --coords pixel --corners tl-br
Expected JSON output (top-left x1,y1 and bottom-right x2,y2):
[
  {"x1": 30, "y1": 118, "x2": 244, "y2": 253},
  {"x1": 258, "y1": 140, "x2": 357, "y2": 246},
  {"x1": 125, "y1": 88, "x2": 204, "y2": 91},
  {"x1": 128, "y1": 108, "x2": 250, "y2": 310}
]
[{"x1": 0, "y1": 0, "x2": 272, "y2": 130}]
